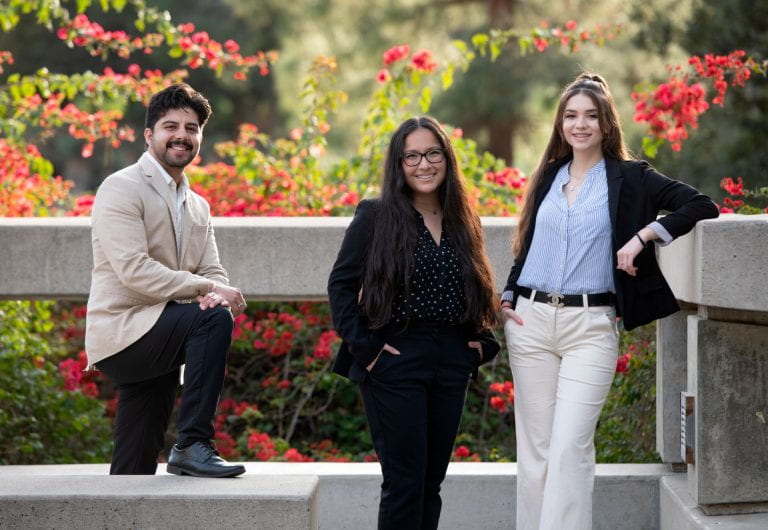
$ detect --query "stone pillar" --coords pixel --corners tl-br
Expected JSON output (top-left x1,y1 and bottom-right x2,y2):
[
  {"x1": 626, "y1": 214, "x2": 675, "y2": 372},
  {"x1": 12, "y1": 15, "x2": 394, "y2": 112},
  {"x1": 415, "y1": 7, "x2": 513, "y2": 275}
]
[
  {"x1": 687, "y1": 310, "x2": 768, "y2": 514},
  {"x1": 657, "y1": 214, "x2": 768, "y2": 522},
  {"x1": 656, "y1": 307, "x2": 694, "y2": 467}
]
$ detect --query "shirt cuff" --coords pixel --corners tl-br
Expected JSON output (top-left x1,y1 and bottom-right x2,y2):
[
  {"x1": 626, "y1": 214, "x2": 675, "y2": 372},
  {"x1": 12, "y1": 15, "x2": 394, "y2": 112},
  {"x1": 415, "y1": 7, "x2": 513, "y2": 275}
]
[
  {"x1": 500, "y1": 290, "x2": 515, "y2": 307},
  {"x1": 648, "y1": 221, "x2": 673, "y2": 246}
]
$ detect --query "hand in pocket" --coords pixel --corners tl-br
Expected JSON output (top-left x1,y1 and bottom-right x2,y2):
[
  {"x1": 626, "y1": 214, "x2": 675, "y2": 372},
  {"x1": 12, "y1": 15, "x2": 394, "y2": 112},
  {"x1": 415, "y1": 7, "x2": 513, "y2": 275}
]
[{"x1": 366, "y1": 343, "x2": 400, "y2": 372}]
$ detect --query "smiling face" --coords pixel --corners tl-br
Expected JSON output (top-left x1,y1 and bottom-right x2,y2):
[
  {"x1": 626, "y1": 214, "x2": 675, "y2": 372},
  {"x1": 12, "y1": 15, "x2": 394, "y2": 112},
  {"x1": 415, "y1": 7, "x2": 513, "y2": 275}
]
[
  {"x1": 401, "y1": 127, "x2": 446, "y2": 200},
  {"x1": 144, "y1": 107, "x2": 202, "y2": 177},
  {"x1": 561, "y1": 92, "x2": 604, "y2": 158}
]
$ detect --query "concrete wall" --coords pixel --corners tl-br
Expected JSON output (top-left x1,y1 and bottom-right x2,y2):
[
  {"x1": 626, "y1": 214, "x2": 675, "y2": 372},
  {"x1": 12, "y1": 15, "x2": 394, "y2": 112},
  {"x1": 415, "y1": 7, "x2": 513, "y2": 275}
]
[
  {"x1": 0, "y1": 463, "x2": 670, "y2": 530},
  {"x1": 1, "y1": 216, "x2": 517, "y2": 300}
]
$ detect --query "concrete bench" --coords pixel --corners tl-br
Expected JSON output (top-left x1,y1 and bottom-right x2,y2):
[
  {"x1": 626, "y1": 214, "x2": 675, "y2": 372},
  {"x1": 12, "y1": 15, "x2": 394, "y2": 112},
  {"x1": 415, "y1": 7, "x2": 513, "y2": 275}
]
[{"x1": 0, "y1": 469, "x2": 318, "y2": 529}]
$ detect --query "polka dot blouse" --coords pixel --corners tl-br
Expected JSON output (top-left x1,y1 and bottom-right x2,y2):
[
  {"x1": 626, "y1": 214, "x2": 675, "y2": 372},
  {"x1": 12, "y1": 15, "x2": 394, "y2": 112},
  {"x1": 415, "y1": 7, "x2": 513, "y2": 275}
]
[{"x1": 390, "y1": 210, "x2": 465, "y2": 324}]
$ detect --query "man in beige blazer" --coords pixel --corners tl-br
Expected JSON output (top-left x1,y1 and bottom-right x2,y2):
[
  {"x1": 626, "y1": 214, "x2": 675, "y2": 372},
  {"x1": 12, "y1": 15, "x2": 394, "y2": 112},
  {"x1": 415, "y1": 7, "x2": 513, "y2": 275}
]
[{"x1": 86, "y1": 84, "x2": 246, "y2": 477}]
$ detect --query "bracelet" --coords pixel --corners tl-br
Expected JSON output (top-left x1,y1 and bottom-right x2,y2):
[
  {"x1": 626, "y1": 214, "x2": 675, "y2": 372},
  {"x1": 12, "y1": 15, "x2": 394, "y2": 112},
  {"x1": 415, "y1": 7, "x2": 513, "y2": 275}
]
[{"x1": 635, "y1": 232, "x2": 646, "y2": 246}]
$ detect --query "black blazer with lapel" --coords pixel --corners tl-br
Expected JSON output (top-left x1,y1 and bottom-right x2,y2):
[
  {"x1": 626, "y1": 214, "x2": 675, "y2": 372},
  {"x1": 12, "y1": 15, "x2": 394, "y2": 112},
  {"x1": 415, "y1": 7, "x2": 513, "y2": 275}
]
[
  {"x1": 503, "y1": 156, "x2": 719, "y2": 331},
  {"x1": 328, "y1": 198, "x2": 501, "y2": 381}
]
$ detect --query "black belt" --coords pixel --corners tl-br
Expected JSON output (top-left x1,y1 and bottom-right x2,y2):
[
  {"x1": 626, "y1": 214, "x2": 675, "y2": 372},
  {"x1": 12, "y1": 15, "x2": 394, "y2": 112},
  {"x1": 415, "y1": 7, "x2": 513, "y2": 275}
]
[{"x1": 517, "y1": 286, "x2": 614, "y2": 308}]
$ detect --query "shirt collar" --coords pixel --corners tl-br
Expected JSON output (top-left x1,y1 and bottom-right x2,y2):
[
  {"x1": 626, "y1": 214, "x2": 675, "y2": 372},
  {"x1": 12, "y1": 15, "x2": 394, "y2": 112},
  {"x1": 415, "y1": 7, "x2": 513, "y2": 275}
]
[
  {"x1": 146, "y1": 151, "x2": 189, "y2": 193},
  {"x1": 557, "y1": 158, "x2": 606, "y2": 183}
]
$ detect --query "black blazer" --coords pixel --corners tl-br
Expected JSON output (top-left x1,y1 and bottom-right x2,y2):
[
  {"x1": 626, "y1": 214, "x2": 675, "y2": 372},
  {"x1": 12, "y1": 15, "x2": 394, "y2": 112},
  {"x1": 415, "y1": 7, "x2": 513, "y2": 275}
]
[
  {"x1": 328, "y1": 198, "x2": 501, "y2": 382},
  {"x1": 503, "y1": 156, "x2": 719, "y2": 331}
]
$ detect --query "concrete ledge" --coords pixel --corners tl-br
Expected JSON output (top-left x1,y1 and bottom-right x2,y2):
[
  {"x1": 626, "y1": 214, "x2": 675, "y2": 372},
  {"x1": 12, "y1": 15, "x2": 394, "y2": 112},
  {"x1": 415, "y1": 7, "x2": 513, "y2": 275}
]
[
  {"x1": 1, "y1": 216, "x2": 516, "y2": 300},
  {"x1": 658, "y1": 214, "x2": 768, "y2": 312},
  {"x1": 0, "y1": 472, "x2": 318, "y2": 530},
  {"x1": 0, "y1": 463, "x2": 670, "y2": 529},
  {"x1": 660, "y1": 475, "x2": 768, "y2": 529}
]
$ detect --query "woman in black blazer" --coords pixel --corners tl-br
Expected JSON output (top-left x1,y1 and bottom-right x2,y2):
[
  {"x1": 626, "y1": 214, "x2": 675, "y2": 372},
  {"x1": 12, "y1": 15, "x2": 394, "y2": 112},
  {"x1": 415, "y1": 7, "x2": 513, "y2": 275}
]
[
  {"x1": 500, "y1": 73, "x2": 718, "y2": 529},
  {"x1": 328, "y1": 116, "x2": 500, "y2": 530}
]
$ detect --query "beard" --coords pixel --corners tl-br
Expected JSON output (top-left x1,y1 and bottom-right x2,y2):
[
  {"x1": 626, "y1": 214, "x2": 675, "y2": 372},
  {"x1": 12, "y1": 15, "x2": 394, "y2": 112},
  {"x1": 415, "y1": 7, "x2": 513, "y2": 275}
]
[{"x1": 162, "y1": 140, "x2": 197, "y2": 168}]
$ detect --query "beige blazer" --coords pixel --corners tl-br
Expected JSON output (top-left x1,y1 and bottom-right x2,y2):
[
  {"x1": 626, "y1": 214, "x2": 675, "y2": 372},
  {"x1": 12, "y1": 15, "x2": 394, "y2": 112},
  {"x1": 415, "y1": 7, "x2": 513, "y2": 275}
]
[{"x1": 85, "y1": 152, "x2": 228, "y2": 366}]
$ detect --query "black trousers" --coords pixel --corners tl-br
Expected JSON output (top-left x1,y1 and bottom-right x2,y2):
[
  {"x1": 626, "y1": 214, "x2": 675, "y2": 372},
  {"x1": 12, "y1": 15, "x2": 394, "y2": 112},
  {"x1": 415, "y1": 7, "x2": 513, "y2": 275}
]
[
  {"x1": 360, "y1": 322, "x2": 478, "y2": 530},
  {"x1": 96, "y1": 302, "x2": 234, "y2": 475}
]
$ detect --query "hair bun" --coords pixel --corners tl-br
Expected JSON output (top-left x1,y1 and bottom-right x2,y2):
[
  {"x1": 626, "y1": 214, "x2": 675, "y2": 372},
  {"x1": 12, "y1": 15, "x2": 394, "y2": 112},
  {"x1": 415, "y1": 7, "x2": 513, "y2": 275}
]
[{"x1": 576, "y1": 72, "x2": 607, "y2": 85}]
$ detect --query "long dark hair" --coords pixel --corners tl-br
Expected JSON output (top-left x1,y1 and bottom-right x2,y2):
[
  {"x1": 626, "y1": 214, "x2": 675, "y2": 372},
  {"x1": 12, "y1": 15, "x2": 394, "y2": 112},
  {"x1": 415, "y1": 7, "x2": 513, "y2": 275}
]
[
  {"x1": 514, "y1": 73, "x2": 634, "y2": 256},
  {"x1": 361, "y1": 116, "x2": 498, "y2": 330}
]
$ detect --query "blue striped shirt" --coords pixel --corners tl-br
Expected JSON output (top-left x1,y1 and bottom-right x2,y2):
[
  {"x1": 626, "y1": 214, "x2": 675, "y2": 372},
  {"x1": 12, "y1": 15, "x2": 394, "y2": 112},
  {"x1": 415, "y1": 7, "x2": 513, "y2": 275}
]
[{"x1": 518, "y1": 159, "x2": 615, "y2": 294}]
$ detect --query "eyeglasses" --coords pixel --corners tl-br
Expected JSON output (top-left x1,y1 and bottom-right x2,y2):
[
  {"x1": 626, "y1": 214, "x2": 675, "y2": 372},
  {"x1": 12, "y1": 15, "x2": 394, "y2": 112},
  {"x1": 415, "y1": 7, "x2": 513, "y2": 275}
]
[{"x1": 402, "y1": 148, "x2": 445, "y2": 167}]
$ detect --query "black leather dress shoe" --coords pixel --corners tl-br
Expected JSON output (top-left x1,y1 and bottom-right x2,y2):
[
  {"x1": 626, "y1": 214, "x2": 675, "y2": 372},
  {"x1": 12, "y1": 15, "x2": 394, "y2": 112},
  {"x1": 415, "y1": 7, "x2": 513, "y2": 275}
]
[{"x1": 167, "y1": 441, "x2": 245, "y2": 478}]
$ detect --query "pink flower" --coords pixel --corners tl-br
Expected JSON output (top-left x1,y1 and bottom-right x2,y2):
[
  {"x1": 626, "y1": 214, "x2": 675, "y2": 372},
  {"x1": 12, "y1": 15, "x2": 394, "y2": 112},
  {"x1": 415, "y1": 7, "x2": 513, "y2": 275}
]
[
  {"x1": 376, "y1": 68, "x2": 391, "y2": 84},
  {"x1": 565, "y1": 20, "x2": 578, "y2": 31}
]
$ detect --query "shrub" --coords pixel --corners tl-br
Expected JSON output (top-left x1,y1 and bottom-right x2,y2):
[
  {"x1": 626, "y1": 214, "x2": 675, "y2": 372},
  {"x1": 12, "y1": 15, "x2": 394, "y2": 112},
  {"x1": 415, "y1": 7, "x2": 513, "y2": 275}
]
[{"x1": 0, "y1": 301, "x2": 112, "y2": 464}]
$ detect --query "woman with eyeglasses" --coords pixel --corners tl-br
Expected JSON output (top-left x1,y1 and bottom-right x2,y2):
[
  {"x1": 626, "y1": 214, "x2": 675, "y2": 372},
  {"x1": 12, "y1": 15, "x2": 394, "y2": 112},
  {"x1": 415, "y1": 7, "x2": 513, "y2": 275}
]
[
  {"x1": 328, "y1": 115, "x2": 500, "y2": 530},
  {"x1": 501, "y1": 73, "x2": 718, "y2": 529}
]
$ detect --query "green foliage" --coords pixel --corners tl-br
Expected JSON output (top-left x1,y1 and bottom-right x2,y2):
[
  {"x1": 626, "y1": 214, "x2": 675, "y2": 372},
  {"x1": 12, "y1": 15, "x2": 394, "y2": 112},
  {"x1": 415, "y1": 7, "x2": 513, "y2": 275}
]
[
  {"x1": 595, "y1": 323, "x2": 659, "y2": 462},
  {"x1": 0, "y1": 301, "x2": 111, "y2": 464}
]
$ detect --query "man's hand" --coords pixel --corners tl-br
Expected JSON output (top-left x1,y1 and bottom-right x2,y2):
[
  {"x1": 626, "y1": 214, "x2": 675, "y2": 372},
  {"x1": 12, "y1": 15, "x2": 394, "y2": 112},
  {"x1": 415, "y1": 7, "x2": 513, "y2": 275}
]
[{"x1": 197, "y1": 283, "x2": 246, "y2": 316}]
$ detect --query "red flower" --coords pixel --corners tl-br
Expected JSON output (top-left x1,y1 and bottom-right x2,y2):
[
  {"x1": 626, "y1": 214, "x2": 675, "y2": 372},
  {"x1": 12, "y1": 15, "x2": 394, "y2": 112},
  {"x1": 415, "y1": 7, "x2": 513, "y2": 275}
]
[
  {"x1": 565, "y1": 20, "x2": 578, "y2": 30},
  {"x1": 411, "y1": 49, "x2": 437, "y2": 73},
  {"x1": 533, "y1": 37, "x2": 549, "y2": 52},
  {"x1": 382, "y1": 44, "x2": 410, "y2": 65},
  {"x1": 616, "y1": 352, "x2": 632, "y2": 373},
  {"x1": 284, "y1": 448, "x2": 314, "y2": 462},
  {"x1": 720, "y1": 176, "x2": 744, "y2": 196},
  {"x1": 454, "y1": 445, "x2": 470, "y2": 458}
]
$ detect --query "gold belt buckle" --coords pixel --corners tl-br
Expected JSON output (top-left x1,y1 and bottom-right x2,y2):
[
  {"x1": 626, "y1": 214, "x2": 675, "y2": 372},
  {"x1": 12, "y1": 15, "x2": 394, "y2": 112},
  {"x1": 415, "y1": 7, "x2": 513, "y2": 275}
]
[{"x1": 547, "y1": 292, "x2": 564, "y2": 308}]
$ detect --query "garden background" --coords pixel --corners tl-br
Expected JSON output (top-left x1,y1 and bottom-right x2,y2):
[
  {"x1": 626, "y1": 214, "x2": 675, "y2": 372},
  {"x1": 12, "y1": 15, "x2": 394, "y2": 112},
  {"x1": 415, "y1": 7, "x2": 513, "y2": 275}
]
[{"x1": 1, "y1": 0, "x2": 766, "y2": 466}]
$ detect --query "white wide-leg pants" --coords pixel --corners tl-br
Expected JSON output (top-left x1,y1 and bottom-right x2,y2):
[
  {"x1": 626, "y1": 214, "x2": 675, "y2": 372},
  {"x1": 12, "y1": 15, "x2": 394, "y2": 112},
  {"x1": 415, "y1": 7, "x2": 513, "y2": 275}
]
[{"x1": 505, "y1": 292, "x2": 619, "y2": 530}]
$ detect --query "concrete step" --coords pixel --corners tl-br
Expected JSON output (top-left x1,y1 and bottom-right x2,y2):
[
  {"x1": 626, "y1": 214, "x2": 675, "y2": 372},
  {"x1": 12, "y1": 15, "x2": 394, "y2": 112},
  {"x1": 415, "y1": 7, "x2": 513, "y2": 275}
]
[
  {"x1": 0, "y1": 463, "x2": 670, "y2": 529},
  {"x1": 660, "y1": 475, "x2": 768, "y2": 530}
]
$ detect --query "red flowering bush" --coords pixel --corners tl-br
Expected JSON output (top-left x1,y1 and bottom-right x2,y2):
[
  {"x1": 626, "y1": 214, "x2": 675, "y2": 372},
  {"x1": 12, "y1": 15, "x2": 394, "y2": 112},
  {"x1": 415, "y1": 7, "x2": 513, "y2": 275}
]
[
  {"x1": 595, "y1": 324, "x2": 658, "y2": 462},
  {"x1": 718, "y1": 177, "x2": 768, "y2": 214},
  {"x1": 632, "y1": 51, "x2": 766, "y2": 157}
]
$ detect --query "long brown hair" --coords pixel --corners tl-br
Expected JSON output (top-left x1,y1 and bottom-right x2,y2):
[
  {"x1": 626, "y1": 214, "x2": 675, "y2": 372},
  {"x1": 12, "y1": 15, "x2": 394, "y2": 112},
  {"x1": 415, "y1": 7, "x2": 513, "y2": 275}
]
[
  {"x1": 514, "y1": 73, "x2": 633, "y2": 256},
  {"x1": 361, "y1": 116, "x2": 498, "y2": 330}
]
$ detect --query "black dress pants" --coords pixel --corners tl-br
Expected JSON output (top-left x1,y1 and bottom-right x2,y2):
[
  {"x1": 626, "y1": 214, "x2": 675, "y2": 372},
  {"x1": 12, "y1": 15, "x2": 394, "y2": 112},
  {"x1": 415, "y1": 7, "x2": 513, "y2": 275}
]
[
  {"x1": 96, "y1": 302, "x2": 234, "y2": 474},
  {"x1": 360, "y1": 322, "x2": 478, "y2": 530}
]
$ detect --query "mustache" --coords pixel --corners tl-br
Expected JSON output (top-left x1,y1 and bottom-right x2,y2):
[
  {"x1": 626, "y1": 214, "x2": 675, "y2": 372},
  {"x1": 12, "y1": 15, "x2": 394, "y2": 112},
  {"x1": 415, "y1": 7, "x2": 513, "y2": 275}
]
[{"x1": 167, "y1": 140, "x2": 193, "y2": 150}]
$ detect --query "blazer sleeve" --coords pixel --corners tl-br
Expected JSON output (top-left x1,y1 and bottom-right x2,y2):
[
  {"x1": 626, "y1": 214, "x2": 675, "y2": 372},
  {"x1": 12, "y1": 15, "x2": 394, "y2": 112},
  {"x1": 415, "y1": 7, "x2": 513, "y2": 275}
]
[
  {"x1": 92, "y1": 176, "x2": 214, "y2": 300},
  {"x1": 194, "y1": 216, "x2": 229, "y2": 286},
  {"x1": 642, "y1": 162, "x2": 719, "y2": 238},
  {"x1": 327, "y1": 200, "x2": 386, "y2": 368},
  {"x1": 471, "y1": 328, "x2": 501, "y2": 365}
]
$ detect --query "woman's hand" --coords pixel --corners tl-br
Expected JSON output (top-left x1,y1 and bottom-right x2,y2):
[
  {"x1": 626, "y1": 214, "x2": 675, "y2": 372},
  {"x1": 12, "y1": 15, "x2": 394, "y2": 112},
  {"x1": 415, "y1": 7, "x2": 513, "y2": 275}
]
[
  {"x1": 501, "y1": 302, "x2": 523, "y2": 326},
  {"x1": 616, "y1": 237, "x2": 642, "y2": 276},
  {"x1": 366, "y1": 343, "x2": 400, "y2": 372},
  {"x1": 617, "y1": 227, "x2": 659, "y2": 277},
  {"x1": 468, "y1": 340, "x2": 483, "y2": 362}
]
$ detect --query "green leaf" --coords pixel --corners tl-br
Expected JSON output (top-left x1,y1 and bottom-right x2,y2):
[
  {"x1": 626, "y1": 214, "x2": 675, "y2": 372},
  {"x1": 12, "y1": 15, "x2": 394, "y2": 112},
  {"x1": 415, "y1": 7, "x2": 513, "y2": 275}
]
[
  {"x1": 641, "y1": 136, "x2": 662, "y2": 159},
  {"x1": 452, "y1": 40, "x2": 468, "y2": 53},
  {"x1": 490, "y1": 42, "x2": 502, "y2": 62},
  {"x1": 418, "y1": 86, "x2": 431, "y2": 113},
  {"x1": 441, "y1": 64, "x2": 454, "y2": 90},
  {"x1": 471, "y1": 33, "x2": 489, "y2": 49}
]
